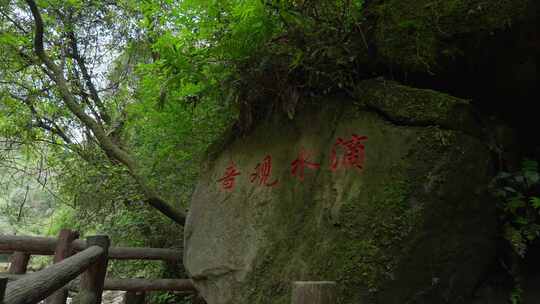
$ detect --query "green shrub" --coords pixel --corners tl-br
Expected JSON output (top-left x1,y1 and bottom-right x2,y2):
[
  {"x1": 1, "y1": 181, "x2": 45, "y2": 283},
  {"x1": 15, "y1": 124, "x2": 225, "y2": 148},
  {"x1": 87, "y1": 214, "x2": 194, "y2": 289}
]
[
  {"x1": 491, "y1": 159, "x2": 540, "y2": 303},
  {"x1": 492, "y1": 159, "x2": 540, "y2": 257}
]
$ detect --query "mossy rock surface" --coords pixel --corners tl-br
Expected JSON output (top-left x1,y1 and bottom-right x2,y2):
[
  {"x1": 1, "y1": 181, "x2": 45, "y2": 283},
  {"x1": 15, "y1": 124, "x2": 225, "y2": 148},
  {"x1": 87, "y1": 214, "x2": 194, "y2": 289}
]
[
  {"x1": 184, "y1": 79, "x2": 496, "y2": 304},
  {"x1": 369, "y1": 0, "x2": 532, "y2": 71}
]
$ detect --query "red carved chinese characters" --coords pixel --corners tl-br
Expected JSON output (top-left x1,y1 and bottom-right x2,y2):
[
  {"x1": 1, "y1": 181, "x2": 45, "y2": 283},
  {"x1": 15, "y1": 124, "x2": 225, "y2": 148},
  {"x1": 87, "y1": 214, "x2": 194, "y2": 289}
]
[
  {"x1": 218, "y1": 161, "x2": 241, "y2": 191},
  {"x1": 250, "y1": 155, "x2": 279, "y2": 187},
  {"x1": 291, "y1": 149, "x2": 320, "y2": 181},
  {"x1": 218, "y1": 133, "x2": 368, "y2": 192},
  {"x1": 329, "y1": 134, "x2": 368, "y2": 171}
]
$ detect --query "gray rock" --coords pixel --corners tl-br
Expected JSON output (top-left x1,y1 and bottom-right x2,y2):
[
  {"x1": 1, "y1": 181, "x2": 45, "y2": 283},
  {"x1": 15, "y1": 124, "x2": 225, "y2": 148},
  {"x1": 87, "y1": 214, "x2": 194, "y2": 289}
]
[{"x1": 184, "y1": 79, "x2": 497, "y2": 304}]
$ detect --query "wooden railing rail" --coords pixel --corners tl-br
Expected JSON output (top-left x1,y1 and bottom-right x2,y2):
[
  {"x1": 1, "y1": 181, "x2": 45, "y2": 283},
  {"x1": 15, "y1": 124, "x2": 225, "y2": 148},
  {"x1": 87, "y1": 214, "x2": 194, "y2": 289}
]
[
  {"x1": 0, "y1": 235, "x2": 181, "y2": 261},
  {"x1": 1, "y1": 275, "x2": 195, "y2": 292},
  {"x1": 2, "y1": 245, "x2": 105, "y2": 304}
]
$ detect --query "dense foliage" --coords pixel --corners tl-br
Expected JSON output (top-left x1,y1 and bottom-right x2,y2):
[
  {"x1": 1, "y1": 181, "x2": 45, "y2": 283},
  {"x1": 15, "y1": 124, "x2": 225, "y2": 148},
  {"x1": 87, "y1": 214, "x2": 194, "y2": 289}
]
[
  {"x1": 141, "y1": 0, "x2": 368, "y2": 130},
  {"x1": 0, "y1": 0, "x2": 537, "y2": 303}
]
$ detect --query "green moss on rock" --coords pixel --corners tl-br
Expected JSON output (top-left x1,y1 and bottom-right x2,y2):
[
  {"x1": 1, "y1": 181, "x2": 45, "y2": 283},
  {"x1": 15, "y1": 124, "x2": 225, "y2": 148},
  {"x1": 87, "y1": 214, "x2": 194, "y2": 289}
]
[
  {"x1": 372, "y1": 0, "x2": 531, "y2": 70},
  {"x1": 354, "y1": 79, "x2": 480, "y2": 133},
  {"x1": 243, "y1": 176, "x2": 420, "y2": 303}
]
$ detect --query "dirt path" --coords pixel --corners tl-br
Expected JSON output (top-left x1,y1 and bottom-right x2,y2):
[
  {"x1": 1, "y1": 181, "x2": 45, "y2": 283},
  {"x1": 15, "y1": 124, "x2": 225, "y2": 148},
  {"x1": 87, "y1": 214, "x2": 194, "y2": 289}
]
[{"x1": 102, "y1": 291, "x2": 126, "y2": 304}]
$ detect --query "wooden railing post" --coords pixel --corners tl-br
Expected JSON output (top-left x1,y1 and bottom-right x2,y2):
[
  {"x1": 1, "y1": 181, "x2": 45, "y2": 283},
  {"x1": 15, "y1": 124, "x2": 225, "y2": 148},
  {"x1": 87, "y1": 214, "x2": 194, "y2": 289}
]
[
  {"x1": 46, "y1": 229, "x2": 79, "y2": 304},
  {"x1": 1, "y1": 277, "x2": 7, "y2": 303},
  {"x1": 7, "y1": 253, "x2": 29, "y2": 275},
  {"x1": 123, "y1": 291, "x2": 145, "y2": 304},
  {"x1": 193, "y1": 294, "x2": 206, "y2": 304},
  {"x1": 76, "y1": 235, "x2": 110, "y2": 304},
  {"x1": 291, "y1": 281, "x2": 337, "y2": 304},
  {"x1": 3, "y1": 246, "x2": 105, "y2": 304}
]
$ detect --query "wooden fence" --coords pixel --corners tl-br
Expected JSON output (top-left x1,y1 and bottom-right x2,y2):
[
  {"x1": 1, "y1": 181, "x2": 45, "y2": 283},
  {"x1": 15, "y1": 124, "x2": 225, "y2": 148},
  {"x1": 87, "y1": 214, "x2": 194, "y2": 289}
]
[
  {"x1": 0, "y1": 230, "x2": 339, "y2": 304},
  {"x1": 0, "y1": 229, "x2": 196, "y2": 304}
]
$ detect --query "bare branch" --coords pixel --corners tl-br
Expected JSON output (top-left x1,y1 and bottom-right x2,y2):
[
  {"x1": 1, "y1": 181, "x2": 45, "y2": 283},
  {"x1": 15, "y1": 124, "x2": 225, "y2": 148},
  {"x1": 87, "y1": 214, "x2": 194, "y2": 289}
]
[
  {"x1": 0, "y1": 10, "x2": 29, "y2": 34},
  {"x1": 16, "y1": 185, "x2": 30, "y2": 222},
  {"x1": 66, "y1": 20, "x2": 111, "y2": 125}
]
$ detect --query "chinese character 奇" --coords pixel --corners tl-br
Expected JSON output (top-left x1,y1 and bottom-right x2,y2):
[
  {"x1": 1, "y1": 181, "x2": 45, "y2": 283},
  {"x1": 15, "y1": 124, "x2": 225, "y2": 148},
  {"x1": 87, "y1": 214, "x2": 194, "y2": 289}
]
[{"x1": 218, "y1": 161, "x2": 241, "y2": 191}]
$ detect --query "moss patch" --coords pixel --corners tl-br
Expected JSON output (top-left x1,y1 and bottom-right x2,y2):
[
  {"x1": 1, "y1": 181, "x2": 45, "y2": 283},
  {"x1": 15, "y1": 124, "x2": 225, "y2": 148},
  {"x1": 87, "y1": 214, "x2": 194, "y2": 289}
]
[
  {"x1": 354, "y1": 79, "x2": 484, "y2": 139},
  {"x1": 243, "y1": 175, "x2": 421, "y2": 303},
  {"x1": 372, "y1": 0, "x2": 531, "y2": 70}
]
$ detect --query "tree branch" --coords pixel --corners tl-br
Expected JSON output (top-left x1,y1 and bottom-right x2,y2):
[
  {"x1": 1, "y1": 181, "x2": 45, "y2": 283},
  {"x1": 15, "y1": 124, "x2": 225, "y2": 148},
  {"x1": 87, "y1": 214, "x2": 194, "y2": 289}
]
[
  {"x1": 25, "y1": 0, "x2": 186, "y2": 225},
  {"x1": 17, "y1": 185, "x2": 30, "y2": 222},
  {"x1": 8, "y1": 92, "x2": 74, "y2": 145},
  {"x1": 0, "y1": 9, "x2": 29, "y2": 34},
  {"x1": 66, "y1": 20, "x2": 111, "y2": 125}
]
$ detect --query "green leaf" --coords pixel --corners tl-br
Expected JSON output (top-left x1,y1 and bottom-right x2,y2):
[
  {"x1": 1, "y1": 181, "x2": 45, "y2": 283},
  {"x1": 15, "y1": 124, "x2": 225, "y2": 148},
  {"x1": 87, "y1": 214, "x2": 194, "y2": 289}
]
[
  {"x1": 524, "y1": 171, "x2": 539, "y2": 185},
  {"x1": 507, "y1": 196, "x2": 525, "y2": 212},
  {"x1": 289, "y1": 49, "x2": 304, "y2": 69},
  {"x1": 522, "y1": 159, "x2": 538, "y2": 173},
  {"x1": 514, "y1": 216, "x2": 529, "y2": 226},
  {"x1": 531, "y1": 197, "x2": 540, "y2": 209}
]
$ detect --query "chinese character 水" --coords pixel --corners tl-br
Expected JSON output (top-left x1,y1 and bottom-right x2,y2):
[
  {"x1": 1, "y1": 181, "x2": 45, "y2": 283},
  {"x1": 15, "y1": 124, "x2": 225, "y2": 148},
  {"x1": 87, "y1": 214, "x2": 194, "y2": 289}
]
[{"x1": 291, "y1": 149, "x2": 320, "y2": 181}]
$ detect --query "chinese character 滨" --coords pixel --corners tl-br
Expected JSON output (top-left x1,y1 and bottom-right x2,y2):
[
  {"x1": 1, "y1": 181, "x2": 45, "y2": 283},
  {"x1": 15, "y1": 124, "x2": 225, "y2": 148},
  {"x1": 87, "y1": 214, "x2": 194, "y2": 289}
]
[{"x1": 330, "y1": 134, "x2": 368, "y2": 171}]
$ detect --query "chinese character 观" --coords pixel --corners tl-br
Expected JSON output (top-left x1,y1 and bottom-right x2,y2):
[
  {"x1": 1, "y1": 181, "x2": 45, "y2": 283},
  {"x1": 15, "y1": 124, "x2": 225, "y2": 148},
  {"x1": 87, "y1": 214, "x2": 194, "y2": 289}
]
[{"x1": 251, "y1": 155, "x2": 279, "y2": 187}]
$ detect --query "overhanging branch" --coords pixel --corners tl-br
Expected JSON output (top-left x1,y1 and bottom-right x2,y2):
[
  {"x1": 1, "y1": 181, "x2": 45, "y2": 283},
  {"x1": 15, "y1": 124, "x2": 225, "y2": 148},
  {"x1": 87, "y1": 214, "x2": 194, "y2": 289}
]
[{"x1": 24, "y1": 0, "x2": 187, "y2": 226}]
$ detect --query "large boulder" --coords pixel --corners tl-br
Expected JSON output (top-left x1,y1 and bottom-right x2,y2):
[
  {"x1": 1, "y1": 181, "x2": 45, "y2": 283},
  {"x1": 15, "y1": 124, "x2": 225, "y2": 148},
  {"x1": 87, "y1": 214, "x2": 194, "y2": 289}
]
[{"x1": 184, "y1": 79, "x2": 496, "y2": 304}]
